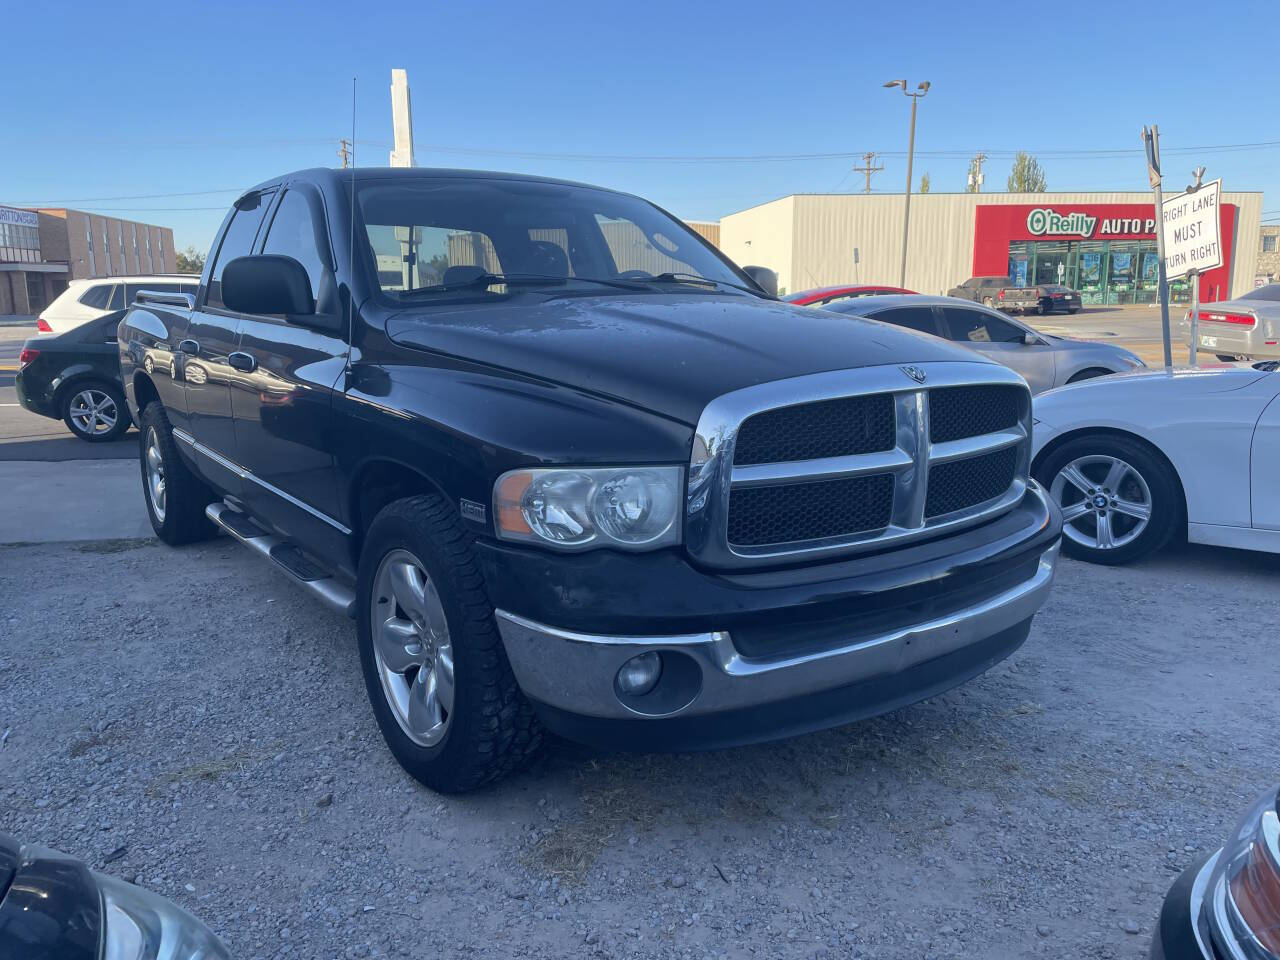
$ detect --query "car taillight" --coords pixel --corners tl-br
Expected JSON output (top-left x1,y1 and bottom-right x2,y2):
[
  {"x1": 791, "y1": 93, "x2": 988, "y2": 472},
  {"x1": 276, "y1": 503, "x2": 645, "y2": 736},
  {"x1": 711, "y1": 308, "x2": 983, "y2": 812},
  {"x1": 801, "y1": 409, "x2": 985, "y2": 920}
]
[
  {"x1": 18, "y1": 347, "x2": 39, "y2": 368},
  {"x1": 1203, "y1": 311, "x2": 1256, "y2": 326},
  {"x1": 36, "y1": 316, "x2": 52, "y2": 332},
  {"x1": 1206, "y1": 785, "x2": 1280, "y2": 958},
  {"x1": 998, "y1": 290, "x2": 1005, "y2": 299}
]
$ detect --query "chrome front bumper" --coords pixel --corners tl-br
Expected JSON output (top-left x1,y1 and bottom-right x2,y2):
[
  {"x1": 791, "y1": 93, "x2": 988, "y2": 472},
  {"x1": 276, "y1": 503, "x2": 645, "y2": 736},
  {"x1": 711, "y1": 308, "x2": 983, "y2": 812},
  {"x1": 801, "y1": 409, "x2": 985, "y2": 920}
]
[{"x1": 495, "y1": 541, "x2": 1058, "y2": 721}]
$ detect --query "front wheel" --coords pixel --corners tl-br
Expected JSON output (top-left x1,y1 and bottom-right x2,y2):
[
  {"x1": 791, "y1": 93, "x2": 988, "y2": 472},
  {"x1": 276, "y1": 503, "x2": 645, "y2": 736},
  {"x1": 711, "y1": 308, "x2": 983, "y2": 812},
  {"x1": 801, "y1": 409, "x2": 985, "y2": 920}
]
[
  {"x1": 1036, "y1": 299, "x2": 1049, "y2": 315},
  {"x1": 982, "y1": 296, "x2": 995, "y2": 307},
  {"x1": 356, "y1": 495, "x2": 541, "y2": 793},
  {"x1": 1036, "y1": 434, "x2": 1181, "y2": 565},
  {"x1": 62, "y1": 381, "x2": 130, "y2": 442}
]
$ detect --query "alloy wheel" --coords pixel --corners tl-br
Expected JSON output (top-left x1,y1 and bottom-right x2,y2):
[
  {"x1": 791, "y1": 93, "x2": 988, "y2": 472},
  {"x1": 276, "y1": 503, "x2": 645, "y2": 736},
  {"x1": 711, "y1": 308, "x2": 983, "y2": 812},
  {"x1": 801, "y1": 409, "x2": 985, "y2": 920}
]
[
  {"x1": 1050, "y1": 455, "x2": 1152, "y2": 551},
  {"x1": 144, "y1": 428, "x2": 166, "y2": 522},
  {"x1": 370, "y1": 549, "x2": 456, "y2": 747},
  {"x1": 69, "y1": 389, "x2": 118, "y2": 436}
]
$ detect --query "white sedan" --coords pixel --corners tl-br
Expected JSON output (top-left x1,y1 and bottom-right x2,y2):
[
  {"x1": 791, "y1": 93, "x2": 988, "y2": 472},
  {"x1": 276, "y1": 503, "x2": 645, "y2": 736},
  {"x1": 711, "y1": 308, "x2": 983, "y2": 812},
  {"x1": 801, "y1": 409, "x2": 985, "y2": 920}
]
[{"x1": 1030, "y1": 363, "x2": 1280, "y2": 564}]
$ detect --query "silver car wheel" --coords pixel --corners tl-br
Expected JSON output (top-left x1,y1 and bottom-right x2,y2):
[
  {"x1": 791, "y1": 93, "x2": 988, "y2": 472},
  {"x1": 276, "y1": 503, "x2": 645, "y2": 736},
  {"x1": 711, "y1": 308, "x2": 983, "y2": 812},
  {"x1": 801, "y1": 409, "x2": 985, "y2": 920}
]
[
  {"x1": 144, "y1": 427, "x2": 166, "y2": 522},
  {"x1": 1050, "y1": 454, "x2": 1152, "y2": 551},
  {"x1": 69, "y1": 388, "x2": 118, "y2": 436},
  {"x1": 370, "y1": 548, "x2": 455, "y2": 747}
]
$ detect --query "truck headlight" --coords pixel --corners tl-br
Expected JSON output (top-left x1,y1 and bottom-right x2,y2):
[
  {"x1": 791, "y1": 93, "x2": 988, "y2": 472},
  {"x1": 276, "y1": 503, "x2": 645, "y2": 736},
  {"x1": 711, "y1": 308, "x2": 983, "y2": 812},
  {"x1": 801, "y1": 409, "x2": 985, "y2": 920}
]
[
  {"x1": 1205, "y1": 784, "x2": 1280, "y2": 958},
  {"x1": 495, "y1": 466, "x2": 682, "y2": 550}
]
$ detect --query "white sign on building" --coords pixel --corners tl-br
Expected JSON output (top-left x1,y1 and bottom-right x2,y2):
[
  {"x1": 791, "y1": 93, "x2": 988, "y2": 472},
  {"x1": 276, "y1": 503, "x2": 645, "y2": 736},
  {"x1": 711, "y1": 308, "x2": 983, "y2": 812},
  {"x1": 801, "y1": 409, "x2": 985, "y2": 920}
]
[
  {"x1": 0, "y1": 206, "x2": 39, "y2": 228},
  {"x1": 1160, "y1": 179, "x2": 1222, "y2": 280}
]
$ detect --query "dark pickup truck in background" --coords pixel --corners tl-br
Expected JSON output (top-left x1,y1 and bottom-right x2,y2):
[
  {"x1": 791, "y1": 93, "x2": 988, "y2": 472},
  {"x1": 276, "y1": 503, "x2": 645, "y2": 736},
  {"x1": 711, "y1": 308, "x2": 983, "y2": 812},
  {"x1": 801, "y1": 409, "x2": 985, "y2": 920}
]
[
  {"x1": 118, "y1": 167, "x2": 1061, "y2": 792},
  {"x1": 949, "y1": 276, "x2": 1082, "y2": 315}
]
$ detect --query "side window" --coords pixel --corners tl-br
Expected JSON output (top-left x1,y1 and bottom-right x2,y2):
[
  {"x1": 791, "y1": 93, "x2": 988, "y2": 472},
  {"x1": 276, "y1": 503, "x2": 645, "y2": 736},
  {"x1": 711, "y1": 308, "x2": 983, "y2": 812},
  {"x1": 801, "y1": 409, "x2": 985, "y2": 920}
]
[
  {"x1": 107, "y1": 284, "x2": 124, "y2": 310},
  {"x1": 260, "y1": 189, "x2": 325, "y2": 306},
  {"x1": 78, "y1": 284, "x2": 113, "y2": 309},
  {"x1": 206, "y1": 193, "x2": 272, "y2": 308},
  {"x1": 870, "y1": 306, "x2": 940, "y2": 336},
  {"x1": 942, "y1": 307, "x2": 1024, "y2": 344}
]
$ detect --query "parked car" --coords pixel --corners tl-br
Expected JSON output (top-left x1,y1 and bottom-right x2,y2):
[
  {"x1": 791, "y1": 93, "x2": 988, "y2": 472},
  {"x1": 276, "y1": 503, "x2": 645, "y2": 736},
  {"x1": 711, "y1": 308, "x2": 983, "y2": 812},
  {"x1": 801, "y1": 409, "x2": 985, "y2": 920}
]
[
  {"x1": 36, "y1": 274, "x2": 199, "y2": 335},
  {"x1": 1149, "y1": 784, "x2": 1279, "y2": 960},
  {"x1": 118, "y1": 166, "x2": 1061, "y2": 793},
  {"x1": 1032, "y1": 362, "x2": 1280, "y2": 564},
  {"x1": 821, "y1": 294, "x2": 1144, "y2": 394},
  {"x1": 15, "y1": 308, "x2": 131, "y2": 441},
  {"x1": 1180, "y1": 282, "x2": 1280, "y2": 361},
  {"x1": 948, "y1": 276, "x2": 1081, "y2": 315},
  {"x1": 0, "y1": 831, "x2": 228, "y2": 958},
  {"x1": 784, "y1": 283, "x2": 915, "y2": 306}
]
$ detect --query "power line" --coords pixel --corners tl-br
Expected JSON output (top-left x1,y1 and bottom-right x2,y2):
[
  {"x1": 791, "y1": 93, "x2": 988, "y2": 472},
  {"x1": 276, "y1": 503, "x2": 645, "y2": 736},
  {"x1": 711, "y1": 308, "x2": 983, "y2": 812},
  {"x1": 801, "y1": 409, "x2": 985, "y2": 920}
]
[{"x1": 6, "y1": 187, "x2": 245, "y2": 205}]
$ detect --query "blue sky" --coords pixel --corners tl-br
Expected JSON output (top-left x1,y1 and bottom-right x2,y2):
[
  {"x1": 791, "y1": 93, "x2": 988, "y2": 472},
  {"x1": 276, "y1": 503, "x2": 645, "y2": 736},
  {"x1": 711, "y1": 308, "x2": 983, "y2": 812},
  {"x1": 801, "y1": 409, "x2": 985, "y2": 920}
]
[{"x1": 3, "y1": 0, "x2": 1274, "y2": 252}]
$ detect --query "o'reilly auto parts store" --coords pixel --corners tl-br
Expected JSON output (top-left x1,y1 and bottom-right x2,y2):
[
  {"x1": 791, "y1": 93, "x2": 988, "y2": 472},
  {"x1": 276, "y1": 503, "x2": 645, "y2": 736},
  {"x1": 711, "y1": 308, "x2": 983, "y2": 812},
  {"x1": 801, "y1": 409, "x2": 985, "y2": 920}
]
[{"x1": 719, "y1": 191, "x2": 1262, "y2": 304}]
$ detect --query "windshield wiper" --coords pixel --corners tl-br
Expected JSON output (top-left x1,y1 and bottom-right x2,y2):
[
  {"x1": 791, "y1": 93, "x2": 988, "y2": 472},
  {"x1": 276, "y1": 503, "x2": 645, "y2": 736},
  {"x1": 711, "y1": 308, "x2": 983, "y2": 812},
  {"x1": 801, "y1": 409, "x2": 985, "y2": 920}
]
[
  {"x1": 398, "y1": 273, "x2": 569, "y2": 297},
  {"x1": 630, "y1": 272, "x2": 765, "y2": 296}
]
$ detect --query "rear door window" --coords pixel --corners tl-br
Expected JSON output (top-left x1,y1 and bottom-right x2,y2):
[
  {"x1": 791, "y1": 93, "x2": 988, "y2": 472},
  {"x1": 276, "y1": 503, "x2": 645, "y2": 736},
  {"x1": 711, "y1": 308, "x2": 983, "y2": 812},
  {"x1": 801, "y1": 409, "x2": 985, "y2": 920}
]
[
  {"x1": 106, "y1": 285, "x2": 124, "y2": 310},
  {"x1": 941, "y1": 307, "x2": 1024, "y2": 344},
  {"x1": 78, "y1": 284, "x2": 115, "y2": 309},
  {"x1": 869, "y1": 306, "x2": 941, "y2": 336}
]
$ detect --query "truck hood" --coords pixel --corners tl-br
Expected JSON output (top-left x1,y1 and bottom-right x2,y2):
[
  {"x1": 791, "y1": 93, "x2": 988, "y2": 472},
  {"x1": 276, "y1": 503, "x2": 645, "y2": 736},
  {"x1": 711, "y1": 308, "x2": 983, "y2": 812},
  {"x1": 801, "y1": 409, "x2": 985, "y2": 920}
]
[{"x1": 385, "y1": 292, "x2": 993, "y2": 425}]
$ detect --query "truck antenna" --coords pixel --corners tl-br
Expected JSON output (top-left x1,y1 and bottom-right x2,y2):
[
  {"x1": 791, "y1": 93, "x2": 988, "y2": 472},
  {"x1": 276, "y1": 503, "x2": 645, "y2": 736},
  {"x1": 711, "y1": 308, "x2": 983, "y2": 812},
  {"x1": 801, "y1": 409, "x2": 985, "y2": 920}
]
[{"x1": 349, "y1": 76, "x2": 357, "y2": 328}]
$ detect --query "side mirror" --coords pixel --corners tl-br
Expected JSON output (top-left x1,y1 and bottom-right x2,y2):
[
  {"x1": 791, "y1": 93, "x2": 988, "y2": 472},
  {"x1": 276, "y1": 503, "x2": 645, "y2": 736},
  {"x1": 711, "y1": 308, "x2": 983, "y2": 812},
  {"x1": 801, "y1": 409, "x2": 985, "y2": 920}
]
[
  {"x1": 222, "y1": 255, "x2": 315, "y2": 316},
  {"x1": 742, "y1": 265, "x2": 779, "y2": 299},
  {"x1": 1023, "y1": 332, "x2": 1042, "y2": 346}
]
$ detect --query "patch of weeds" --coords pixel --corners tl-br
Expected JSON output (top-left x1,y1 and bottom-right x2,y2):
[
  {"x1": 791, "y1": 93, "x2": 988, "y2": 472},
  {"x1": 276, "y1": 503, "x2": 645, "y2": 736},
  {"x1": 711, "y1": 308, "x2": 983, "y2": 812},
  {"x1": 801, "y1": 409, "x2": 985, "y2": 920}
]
[
  {"x1": 149, "y1": 746, "x2": 275, "y2": 794},
  {"x1": 68, "y1": 729, "x2": 121, "y2": 758}
]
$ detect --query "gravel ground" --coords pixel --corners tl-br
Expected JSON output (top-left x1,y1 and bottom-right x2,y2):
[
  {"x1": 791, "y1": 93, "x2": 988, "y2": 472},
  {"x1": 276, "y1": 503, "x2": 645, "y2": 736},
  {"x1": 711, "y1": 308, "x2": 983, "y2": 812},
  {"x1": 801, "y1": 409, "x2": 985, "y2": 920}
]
[{"x1": 1, "y1": 535, "x2": 1277, "y2": 960}]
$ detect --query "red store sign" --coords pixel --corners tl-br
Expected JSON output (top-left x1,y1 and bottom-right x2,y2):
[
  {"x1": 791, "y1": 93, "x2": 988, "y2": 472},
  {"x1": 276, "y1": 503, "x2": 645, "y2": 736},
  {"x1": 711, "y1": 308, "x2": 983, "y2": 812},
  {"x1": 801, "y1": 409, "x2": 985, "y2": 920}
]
[{"x1": 973, "y1": 202, "x2": 1237, "y2": 300}]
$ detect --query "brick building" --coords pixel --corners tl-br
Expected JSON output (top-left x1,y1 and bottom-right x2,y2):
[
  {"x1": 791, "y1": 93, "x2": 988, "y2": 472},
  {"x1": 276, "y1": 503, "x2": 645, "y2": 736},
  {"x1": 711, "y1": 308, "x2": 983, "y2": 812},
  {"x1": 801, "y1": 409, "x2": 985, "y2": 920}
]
[{"x1": 0, "y1": 205, "x2": 176, "y2": 316}]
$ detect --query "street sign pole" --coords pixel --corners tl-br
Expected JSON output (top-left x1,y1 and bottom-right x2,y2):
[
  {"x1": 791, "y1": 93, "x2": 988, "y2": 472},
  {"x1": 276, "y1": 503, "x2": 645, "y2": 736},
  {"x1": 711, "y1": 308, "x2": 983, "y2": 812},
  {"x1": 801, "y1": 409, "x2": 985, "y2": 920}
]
[
  {"x1": 1143, "y1": 124, "x2": 1173, "y2": 370},
  {"x1": 1184, "y1": 166, "x2": 1207, "y2": 367}
]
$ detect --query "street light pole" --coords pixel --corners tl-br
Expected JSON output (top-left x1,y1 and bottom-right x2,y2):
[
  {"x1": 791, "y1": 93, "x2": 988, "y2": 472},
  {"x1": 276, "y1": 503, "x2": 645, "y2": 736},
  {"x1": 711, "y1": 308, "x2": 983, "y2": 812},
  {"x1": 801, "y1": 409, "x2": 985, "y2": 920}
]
[{"x1": 885, "y1": 80, "x2": 930, "y2": 289}]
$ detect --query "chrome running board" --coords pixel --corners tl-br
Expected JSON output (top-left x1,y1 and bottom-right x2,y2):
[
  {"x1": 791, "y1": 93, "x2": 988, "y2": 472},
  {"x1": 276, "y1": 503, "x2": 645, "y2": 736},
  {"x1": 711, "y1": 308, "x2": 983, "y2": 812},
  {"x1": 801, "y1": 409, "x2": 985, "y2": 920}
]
[{"x1": 205, "y1": 502, "x2": 356, "y2": 619}]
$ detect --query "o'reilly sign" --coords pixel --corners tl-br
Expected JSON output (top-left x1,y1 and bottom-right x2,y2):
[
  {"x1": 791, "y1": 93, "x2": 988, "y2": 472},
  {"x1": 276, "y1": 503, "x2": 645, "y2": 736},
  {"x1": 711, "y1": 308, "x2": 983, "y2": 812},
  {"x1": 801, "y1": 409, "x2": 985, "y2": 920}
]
[{"x1": 1026, "y1": 208, "x2": 1155, "y2": 238}]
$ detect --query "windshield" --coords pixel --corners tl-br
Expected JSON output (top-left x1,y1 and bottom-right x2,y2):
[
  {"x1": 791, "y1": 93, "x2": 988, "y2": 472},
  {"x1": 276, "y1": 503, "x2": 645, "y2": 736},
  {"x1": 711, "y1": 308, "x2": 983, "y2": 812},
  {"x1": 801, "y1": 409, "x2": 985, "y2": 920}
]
[
  {"x1": 353, "y1": 177, "x2": 754, "y2": 302},
  {"x1": 1240, "y1": 283, "x2": 1280, "y2": 302}
]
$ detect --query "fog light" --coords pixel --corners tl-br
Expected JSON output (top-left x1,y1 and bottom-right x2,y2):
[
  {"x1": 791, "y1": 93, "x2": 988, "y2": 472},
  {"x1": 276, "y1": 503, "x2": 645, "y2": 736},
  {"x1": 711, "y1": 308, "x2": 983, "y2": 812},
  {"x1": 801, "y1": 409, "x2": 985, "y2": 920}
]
[{"x1": 616, "y1": 652, "x2": 662, "y2": 696}]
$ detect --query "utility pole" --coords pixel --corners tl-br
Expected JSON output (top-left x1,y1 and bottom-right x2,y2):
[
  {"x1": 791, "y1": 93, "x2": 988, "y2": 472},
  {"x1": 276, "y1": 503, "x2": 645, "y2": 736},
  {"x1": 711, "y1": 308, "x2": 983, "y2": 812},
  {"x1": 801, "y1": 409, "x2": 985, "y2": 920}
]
[
  {"x1": 851, "y1": 152, "x2": 884, "y2": 194},
  {"x1": 1142, "y1": 124, "x2": 1173, "y2": 370},
  {"x1": 968, "y1": 151, "x2": 987, "y2": 192},
  {"x1": 337, "y1": 138, "x2": 351, "y2": 168}
]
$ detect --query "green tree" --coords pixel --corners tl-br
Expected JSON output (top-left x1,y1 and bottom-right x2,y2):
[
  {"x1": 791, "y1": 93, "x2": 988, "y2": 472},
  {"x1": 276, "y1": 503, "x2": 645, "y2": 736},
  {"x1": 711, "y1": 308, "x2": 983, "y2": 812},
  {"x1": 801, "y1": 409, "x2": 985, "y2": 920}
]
[
  {"x1": 174, "y1": 245, "x2": 206, "y2": 274},
  {"x1": 1007, "y1": 152, "x2": 1047, "y2": 192},
  {"x1": 919, "y1": 172, "x2": 931, "y2": 194}
]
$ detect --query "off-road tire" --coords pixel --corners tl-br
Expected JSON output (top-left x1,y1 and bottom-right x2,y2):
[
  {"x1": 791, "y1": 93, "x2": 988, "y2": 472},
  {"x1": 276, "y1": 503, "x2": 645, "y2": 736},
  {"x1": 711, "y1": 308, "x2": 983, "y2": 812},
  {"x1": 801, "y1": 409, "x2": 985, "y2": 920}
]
[
  {"x1": 356, "y1": 494, "x2": 542, "y2": 793},
  {"x1": 138, "y1": 402, "x2": 217, "y2": 545}
]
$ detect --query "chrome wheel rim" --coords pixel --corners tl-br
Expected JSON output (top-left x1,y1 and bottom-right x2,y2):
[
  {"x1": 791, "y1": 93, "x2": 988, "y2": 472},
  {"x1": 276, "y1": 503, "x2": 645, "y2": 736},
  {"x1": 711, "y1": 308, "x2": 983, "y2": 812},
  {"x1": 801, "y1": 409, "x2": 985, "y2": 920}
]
[
  {"x1": 144, "y1": 427, "x2": 166, "y2": 522},
  {"x1": 1050, "y1": 454, "x2": 1152, "y2": 551},
  {"x1": 69, "y1": 389, "x2": 118, "y2": 436},
  {"x1": 370, "y1": 549, "x2": 455, "y2": 747}
]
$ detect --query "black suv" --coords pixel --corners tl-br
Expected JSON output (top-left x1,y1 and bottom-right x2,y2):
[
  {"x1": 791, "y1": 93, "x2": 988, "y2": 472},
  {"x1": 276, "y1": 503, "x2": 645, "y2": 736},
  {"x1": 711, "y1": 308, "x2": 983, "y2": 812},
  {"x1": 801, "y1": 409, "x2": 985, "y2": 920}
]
[{"x1": 118, "y1": 168, "x2": 1062, "y2": 792}]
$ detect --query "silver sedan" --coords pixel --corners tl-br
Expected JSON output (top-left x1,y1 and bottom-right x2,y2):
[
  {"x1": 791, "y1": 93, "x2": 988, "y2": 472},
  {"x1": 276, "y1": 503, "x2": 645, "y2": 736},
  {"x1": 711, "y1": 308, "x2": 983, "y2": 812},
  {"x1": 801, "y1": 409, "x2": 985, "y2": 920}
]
[
  {"x1": 1180, "y1": 283, "x2": 1280, "y2": 361},
  {"x1": 823, "y1": 294, "x2": 1145, "y2": 394}
]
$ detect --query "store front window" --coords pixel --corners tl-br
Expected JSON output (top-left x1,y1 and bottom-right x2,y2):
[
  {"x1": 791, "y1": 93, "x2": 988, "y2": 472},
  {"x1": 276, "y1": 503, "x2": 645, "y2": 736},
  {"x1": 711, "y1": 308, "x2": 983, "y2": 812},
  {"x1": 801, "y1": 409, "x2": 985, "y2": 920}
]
[{"x1": 1009, "y1": 239, "x2": 1169, "y2": 305}]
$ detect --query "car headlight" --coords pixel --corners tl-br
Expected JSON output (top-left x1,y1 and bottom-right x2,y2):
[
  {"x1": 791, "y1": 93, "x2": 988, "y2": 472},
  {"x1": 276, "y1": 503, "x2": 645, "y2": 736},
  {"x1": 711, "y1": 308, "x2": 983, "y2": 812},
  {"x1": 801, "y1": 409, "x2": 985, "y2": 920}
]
[
  {"x1": 494, "y1": 466, "x2": 682, "y2": 550},
  {"x1": 99, "y1": 870, "x2": 229, "y2": 959},
  {"x1": 1204, "y1": 784, "x2": 1280, "y2": 958}
]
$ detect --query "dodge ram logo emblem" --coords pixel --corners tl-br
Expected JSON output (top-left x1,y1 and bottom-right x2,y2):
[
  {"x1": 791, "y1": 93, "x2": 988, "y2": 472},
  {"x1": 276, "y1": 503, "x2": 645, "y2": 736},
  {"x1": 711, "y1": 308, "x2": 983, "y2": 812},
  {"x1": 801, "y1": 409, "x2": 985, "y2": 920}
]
[{"x1": 901, "y1": 366, "x2": 927, "y2": 384}]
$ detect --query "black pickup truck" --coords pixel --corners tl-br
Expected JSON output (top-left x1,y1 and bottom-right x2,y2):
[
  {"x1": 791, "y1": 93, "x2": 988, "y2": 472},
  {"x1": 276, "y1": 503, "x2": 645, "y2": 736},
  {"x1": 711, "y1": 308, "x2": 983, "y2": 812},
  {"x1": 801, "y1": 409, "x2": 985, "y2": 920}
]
[{"x1": 118, "y1": 168, "x2": 1061, "y2": 792}]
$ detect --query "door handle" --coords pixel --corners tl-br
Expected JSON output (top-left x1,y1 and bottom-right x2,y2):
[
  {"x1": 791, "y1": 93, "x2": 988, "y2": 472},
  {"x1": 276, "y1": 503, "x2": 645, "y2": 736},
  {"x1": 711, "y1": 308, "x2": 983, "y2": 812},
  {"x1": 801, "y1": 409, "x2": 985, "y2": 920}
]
[
  {"x1": 178, "y1": 339, "x2": 200, "y2": 355},
  {"x1": 228, "y1": 351, "x2": 257, "y2": 373}
]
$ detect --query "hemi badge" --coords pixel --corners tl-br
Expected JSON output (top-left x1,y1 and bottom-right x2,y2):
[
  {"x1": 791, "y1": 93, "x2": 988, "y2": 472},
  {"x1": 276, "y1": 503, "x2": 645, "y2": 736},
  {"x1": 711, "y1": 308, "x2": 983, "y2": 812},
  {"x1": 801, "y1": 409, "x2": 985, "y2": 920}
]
[
  {"x1": 460, "y1": 499, "x2": 487, "y2": 523},
  {"x1": 901, "y1": 365, "x2": 927, "y2": 384}
]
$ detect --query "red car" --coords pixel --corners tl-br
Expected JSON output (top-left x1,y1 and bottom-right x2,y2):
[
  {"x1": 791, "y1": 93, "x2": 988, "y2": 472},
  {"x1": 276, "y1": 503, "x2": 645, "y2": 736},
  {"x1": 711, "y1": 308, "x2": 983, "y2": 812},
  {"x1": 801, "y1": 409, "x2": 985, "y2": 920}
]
[{"x1": 784, "y1": 284, "x2": 916, "y2": 307}]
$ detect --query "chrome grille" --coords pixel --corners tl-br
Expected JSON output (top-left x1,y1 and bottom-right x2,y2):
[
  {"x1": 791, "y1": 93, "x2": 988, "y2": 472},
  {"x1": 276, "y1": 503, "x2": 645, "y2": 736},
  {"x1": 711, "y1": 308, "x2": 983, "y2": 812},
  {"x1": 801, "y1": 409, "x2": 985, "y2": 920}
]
[{"x1": 686, "y1": 363, "x2": 1032, "y2": 568}]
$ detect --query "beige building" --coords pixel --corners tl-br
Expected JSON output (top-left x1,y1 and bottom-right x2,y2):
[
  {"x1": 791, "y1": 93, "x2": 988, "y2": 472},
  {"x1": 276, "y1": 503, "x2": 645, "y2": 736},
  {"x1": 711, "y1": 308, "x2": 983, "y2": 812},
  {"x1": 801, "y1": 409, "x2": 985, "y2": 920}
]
[
  {"x1": 1259, "y1": 225, "x2": 1280, "y2": 285},
  {"x1": 720, "y1": 191, "x2": 1264, "y2": 306},
  {"x1": 0, "y1": 205, "x2": 176, "y2": 316}
]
